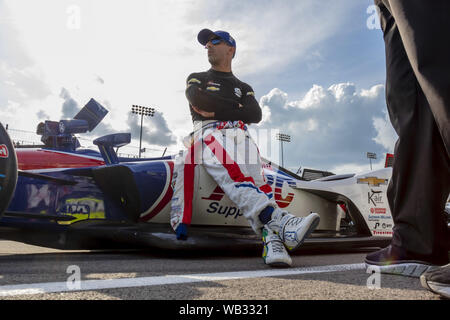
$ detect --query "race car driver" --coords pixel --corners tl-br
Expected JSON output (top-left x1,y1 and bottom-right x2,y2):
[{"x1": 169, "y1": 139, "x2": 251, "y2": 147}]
[{"x1": 170, "y1": 29, "x2": 320, "y2": 267}]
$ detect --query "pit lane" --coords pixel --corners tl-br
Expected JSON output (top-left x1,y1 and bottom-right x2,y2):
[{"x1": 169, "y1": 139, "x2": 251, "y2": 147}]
[{"x1": 0, "y1": 240, "x2": 443, "y2": 300}]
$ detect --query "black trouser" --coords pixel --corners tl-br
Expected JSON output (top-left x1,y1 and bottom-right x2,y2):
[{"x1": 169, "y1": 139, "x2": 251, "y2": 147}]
[{"x1": 375, "y1": 0, "x2": 450, "y2": 258}]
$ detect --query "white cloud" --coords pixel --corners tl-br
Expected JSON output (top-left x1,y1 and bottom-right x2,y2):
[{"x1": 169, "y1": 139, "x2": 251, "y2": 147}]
[
  {"x1": 1, "y1": 0, "x2": 360, "y2": 114},
  {"x1": 187, "y1": 0, "x2": 360, "y2": 76},
  {"x1": 257, "y1": 82, "x2": 397, "y2": 172},
  {"x1": 260, "y1": 88, "x2": 288, "y2": 110},
  {"x1": 2, "y1": 0, "x2": 200, "y2": 146},
  {"x1": 1, "y1": 0, "x2": 384, "y2": 163},
  {"x1": 329, "y1": 158, "x2": 387, "y2": 175},
  {"x1": 126, "y1": 111, "x2": 177, "y2": 147},
  {"x1": 372, "y1": 110, "x2": 397, "y2": 152},
  {"x1": 60, "y1": 87, "x2": 80, "y2": 119},
  {"x1": 0, "y1": 2, "x2": 51, "y2": 128},
  {"x1": 290, "y1": 85, "x2": 333, "y2": 109}
]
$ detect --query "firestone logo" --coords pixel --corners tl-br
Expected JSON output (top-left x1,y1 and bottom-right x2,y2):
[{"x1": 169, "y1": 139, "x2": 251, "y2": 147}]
[
  {"x1": 0, "y1": 145, "x2": 8, "y2": 158},
  {"x1": 372, "y1": 230, "x2": 393, "y2": 236},
  {"x1": 370, "y1": 208, "x2": 386, "y2": 214}
]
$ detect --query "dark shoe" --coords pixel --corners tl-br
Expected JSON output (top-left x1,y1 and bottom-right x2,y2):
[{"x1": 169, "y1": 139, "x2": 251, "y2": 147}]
[
  {"x1": 365, "y1": 245, "x2": 447, "y2": 278},
  {"x1": 420, "y1": 263, "x2": 450, "y2": 299}
]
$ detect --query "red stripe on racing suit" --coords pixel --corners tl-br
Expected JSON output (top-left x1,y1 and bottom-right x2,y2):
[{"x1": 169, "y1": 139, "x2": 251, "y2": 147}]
[{"x1": 170, "y1": 120, "x2": 275, "y2": 236}]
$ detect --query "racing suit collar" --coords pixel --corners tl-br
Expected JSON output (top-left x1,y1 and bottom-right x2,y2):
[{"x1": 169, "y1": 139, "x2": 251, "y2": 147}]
[{"x1": 208, "y1": 68, "x2": 234, "y2": 78}]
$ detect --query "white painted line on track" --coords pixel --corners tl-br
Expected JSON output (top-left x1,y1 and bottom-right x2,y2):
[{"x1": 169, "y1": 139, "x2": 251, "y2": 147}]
[{"x1": 0, "y1": 263, "x2": 365, "y2": 297}]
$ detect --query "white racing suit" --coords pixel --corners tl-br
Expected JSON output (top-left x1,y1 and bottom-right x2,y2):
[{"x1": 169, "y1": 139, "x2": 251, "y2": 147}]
[{"x1": 170, "y1": 120, "x2": 276, "y2": 237}]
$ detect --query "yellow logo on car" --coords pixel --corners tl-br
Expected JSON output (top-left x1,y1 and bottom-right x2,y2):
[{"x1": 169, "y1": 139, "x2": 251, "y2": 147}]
[
  {"x1": 58, "y1": 198, "x2": 106, "y2": 225},
  {"x1": 357, "y1": 177, "x2": 388, "y2": 187}
]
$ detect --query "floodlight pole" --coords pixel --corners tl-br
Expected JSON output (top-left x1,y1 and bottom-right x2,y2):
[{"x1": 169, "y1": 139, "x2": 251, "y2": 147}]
[
  {"x1": 139, "y1": 114, "x2": 144, "y2": 158},
  {"x1": 131, "y1": 105, "x2": 155, "y2": 158},
  {"x1": 367, "y1": 152, "x2": 377, "y2": 171},
  {"x1": 276, "y1": 133, "x2": 291, "y2": 168}
]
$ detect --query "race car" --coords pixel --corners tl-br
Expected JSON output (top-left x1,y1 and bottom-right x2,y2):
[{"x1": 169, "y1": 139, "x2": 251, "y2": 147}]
[{"x1": 0, "y1": 99, "x2": 395, "y2": 252}]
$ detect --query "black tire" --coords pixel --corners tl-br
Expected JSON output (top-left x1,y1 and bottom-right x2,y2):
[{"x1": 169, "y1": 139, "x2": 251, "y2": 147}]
[{"x1": 0, "y1": 123, "x2": 17, "y2": 217}]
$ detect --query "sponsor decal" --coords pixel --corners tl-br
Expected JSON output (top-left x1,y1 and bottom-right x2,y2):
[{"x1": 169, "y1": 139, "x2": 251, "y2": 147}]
[
  {"x1": 368, "y1": 189, "x2": 383, "y2": 206},
  {"x1": 373, "y1": 222, "x2": 392, "y2": 230},
  {"x1": 234, "y1": 88, "x2": 242, "y2": 98},
  {"x1": 206, "y1": 202, "x2": 243, "y2": 219},
  {"x1": 61, "y1": 203, "x2": 90, "y2": 214},
  {"x1": 246, "y1": 91, "x2": 255, "y2": 96},
  {"x1": 357, "y1": 176, "x2": 388, "y2": 187},
  {"x1": 0, "y1": 144, "x2": 8, "y2": 158},
  {"x1": 202, "y1": 184, "x2": 274, "y2": 202},
  {"x1": 171, "y1": 171, "x2": 178, "y2": 190},
  {"x1": 368, "y1": 215, "x2": 392, "y2": 220},
  {"x1": 265, "y1": 174, "x2": 296, "y2": 208},
  {"x1": 372, "y1": 230, "x2": 393, "y2": 236},
  {"x1": 27, "y1": 185, "x2": 51, "y2": 209},
  {"x1": 382, "y1": 222, "x2": 393, "y2": 229},
  {"x1": 206, "y1": 86, "x2": 220, "y2": 92},
  {"x1": 207, "y1": 81, "x2": 221, "y2": 86},
  {"x1": 202, "y1": 186, "x2": 225, "y2": 201},
  {"x1": 201, "y1": 173, "x2": 296, "y2": 209},
  {"x1": 58, "y1": 197, "x2": 105, "y2": 225},
  {"x1": 187, "y1": 78, "x2": 201, "y2": 85},
  {"x1": 370, "y1": 207, "x2": 386, "y2": 214},
  {"x1": 274, "y1": 187, "x2": 294, "y2": 208}
]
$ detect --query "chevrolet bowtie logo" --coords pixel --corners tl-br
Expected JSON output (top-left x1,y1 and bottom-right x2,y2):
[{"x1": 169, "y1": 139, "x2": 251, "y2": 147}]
[{"x1": 357, "y1": 177, "x2": 388, "y2": 187}]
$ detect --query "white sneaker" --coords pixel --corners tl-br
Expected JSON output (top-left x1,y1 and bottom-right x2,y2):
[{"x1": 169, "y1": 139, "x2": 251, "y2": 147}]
[
  {"x1": 262, "y1": 226, "x2": 292, "y2": 267},
  {"x1": 266, "y1": 209, "x2": 320, "y2": 252}
]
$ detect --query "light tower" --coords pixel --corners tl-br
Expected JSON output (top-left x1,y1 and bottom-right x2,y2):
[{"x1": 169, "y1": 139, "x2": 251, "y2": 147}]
[
  {"x1": 131, "y1": 105, "x2": 155, "y2": 158},
  {"x1": 276, "y1": 133, "x2": 291, "y2": 168}
]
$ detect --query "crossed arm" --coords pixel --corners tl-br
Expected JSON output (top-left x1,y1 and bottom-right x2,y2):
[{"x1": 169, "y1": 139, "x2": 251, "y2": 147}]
[{"x1": 186, "y1": 81, "x2": 262, "y2": 124}]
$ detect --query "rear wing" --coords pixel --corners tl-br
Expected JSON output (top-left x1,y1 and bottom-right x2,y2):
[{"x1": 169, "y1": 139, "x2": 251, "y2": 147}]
[{"x1": 37, "y1": 98, "x2": 109, "y2": 151}]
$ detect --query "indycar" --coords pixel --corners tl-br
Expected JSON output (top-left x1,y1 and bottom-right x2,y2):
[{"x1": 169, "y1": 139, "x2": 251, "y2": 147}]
[{"x1": 0, "y1": 99, "x2": 397, "y2": 252}]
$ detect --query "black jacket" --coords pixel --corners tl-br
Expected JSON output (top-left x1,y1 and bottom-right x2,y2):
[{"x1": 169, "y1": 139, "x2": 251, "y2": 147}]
[{"x1": 185, "y1": 69, "x2": 262, "y2": 124}]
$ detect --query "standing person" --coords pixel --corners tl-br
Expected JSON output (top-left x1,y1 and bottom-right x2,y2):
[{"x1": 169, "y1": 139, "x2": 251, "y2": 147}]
[
  {"x1": 420, "y1": 263, "x2": 450, "y2": 299},
  {"x1": 365, "y1": 0, "x2": 450, "y2": 277},
  {"x1": 170, "y1": 28, "x2": 320, "y2": 267}
]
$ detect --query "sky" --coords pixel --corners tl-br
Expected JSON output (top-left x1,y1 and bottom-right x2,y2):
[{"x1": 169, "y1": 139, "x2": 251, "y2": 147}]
[{"x1": 0, "y1": 0, "x2": 397, "y2": 174}]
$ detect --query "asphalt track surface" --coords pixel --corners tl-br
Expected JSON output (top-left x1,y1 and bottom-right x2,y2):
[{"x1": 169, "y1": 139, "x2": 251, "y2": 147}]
[{"x1": 0, "y1": 240, "x2": 447, "y2": 302}]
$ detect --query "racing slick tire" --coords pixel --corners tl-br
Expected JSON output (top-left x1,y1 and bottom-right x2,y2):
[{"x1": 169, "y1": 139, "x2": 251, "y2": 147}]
[{"x1": 0, "y1": 123, "x2": 18, "y2": 218}]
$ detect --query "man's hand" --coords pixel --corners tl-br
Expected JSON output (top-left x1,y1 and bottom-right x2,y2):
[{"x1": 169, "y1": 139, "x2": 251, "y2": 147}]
[{"x1": 191, "y1": 105, "x2": 215, "y2": 118}]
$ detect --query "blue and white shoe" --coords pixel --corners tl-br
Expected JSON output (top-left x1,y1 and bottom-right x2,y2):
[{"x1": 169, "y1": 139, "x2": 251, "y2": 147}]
[
  {"x1": 266, "y1": 210, "x2": 320, "y2": 252},
  {"x1": 262, "y1": 226, "x2": 292, "y2": 267}
]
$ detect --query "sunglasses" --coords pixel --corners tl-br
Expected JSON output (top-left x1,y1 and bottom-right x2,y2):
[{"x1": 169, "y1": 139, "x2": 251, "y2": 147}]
[{"x1": 209, "y1": 38, "x2": 223, "y2": 45}]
